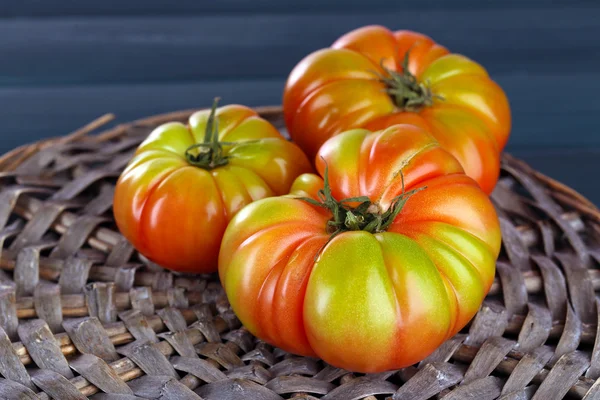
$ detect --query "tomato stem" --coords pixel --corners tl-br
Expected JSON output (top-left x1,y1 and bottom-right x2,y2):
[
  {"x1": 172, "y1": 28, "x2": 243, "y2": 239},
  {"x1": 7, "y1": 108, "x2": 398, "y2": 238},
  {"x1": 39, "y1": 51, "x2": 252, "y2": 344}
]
[
  {"x1": 185, "y1": 97, "x2": 230, "y2": 170},
  {"x1": 298, "y1": 160, "x2": 425, "y2": 237},
  {"x1": 372, "y1": 51, "x2": 443, "y2": 111}
]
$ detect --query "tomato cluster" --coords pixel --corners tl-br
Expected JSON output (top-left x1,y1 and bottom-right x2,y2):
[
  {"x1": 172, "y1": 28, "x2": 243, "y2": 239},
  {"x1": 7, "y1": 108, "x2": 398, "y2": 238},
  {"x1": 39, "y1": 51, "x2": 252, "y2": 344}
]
[{"x1": 114, "y1": 25, "x2": 508, "y2": 372}]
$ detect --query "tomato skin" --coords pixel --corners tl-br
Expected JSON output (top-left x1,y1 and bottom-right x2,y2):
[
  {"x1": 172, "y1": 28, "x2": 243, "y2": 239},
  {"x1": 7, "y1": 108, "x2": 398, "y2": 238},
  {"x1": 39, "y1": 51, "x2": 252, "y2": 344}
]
[
  {"x1": 113, "y1": 105, "x2": 312, "y2": 273},
  {"x1": 219, "y1": 124, "x2": 500, "y2": 372},
  {"x1": 283, "y1": 25, "x2": 511, "y2": 194}
]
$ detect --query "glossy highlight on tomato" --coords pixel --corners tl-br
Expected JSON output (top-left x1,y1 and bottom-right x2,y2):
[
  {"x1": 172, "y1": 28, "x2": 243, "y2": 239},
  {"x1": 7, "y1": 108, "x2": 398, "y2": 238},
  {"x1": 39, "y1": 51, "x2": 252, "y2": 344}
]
[
  {"x1": 283, "y1": 25, "x2": 511, "y2": 194},
  {"x1": 114, "y1": 100, "x2": 312, "y2": 273},
  {"x1": 219, "y1": 124, "x2": 501, "y2": 372}
]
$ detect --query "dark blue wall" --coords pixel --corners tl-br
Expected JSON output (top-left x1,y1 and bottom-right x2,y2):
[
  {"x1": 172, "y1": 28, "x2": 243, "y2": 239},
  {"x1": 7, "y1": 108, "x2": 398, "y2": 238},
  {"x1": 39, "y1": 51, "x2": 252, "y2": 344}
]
[{"x1": 1, "y1": 1, "x2": 599, "y2": 202}]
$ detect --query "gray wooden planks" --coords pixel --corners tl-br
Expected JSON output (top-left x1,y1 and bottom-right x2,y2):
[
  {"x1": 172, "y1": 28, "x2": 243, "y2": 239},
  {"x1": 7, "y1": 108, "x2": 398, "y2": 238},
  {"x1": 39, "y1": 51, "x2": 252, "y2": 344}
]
[
  {"x1": 0, "y1": 8, "x2": 598, "y2": 85},
  {"x1": 2, "y1": 0, "x2": 596, "y2": 17}
]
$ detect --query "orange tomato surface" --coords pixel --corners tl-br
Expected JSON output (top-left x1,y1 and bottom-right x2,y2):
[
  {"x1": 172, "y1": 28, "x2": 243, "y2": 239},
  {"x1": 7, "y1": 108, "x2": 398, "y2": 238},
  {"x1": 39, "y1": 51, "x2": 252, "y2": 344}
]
[
  {"x1": 219, "y1": 124, "x2": 501, "y2": 372},
  {"x1": 113, "y1": 103, "x2": 312, "y2": 273},
  {"x1": 283, "y1": 25, "x2": 511, "y2": 194}
]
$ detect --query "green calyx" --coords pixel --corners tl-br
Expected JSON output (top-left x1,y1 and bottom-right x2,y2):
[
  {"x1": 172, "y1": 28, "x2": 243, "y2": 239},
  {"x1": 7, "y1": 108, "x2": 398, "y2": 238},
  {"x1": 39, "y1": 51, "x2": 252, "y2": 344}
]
[
  {"x1": 185, "y1": 97, "x2": 232, "y2": 170},
  {"x1": 373, "y1": 52, "x2": 443, "y2": 111},
  {"x1": 298, "y1": 161, "x2": 425, "y2": 237}
]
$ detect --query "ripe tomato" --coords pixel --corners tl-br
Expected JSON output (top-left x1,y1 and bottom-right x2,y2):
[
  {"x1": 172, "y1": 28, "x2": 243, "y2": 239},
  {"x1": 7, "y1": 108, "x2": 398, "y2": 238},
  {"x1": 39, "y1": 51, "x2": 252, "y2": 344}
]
[
  {"x1": 114, "y1": 100, "x2": 312, "y2": 273},
  {"x1": 219, "y1": 124, "x2": 501, "y2": 372},
  {"x1": 283, "y1": 25, "x2": 511, "y2": 194}
]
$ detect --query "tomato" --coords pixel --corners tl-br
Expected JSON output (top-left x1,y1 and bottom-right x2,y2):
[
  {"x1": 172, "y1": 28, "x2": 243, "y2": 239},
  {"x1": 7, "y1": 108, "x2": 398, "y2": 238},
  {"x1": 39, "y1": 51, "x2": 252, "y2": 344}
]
[
  {"x1": 219, "y1": 124, "x2": 501, "y2": 372},
  {"x1": 283, "y1": 25, "x2": 511, "y2": 194},
  {"x1": 114, "y1": 100, "x2": 312, "y2": 273}
]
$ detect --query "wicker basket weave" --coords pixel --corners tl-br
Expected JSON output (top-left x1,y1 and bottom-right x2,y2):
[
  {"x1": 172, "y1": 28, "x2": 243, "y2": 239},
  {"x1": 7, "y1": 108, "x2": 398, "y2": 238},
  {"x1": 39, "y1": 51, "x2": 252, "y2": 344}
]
[{"x1": 0, "y1": 106, "x2": 599, "y2": 400}]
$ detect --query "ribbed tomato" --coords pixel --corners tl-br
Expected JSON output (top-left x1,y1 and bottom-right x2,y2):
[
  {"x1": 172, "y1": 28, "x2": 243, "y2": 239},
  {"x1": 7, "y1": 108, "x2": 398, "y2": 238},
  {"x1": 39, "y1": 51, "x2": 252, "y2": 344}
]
[
  {"x1": 283, "y1": 25, "x2": 511, "y2": 194},
  {"x1": 219, "y1": 124, "x2": 501, "y2": 372},
  {"x1": 114, "y1": 100, "x2": 312, "y2": 273}
]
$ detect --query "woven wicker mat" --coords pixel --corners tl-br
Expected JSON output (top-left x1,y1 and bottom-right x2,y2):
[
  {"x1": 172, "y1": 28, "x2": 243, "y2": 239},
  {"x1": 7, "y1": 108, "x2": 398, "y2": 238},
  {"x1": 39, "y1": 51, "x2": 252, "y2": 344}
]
[{"x1": 0, "y1": 107, "x2": 599, "y2": 400}]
